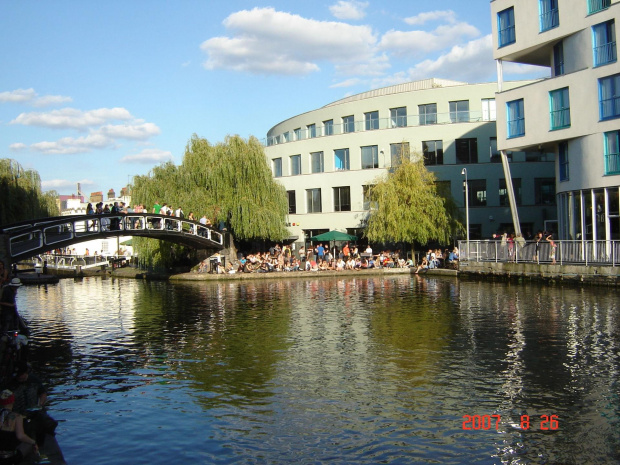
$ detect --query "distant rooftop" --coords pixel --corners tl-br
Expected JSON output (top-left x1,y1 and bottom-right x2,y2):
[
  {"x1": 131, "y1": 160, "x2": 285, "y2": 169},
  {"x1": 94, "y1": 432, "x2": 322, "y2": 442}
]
[{"x1": 324, "y1": 78, "x2": 468, "y2": 108}]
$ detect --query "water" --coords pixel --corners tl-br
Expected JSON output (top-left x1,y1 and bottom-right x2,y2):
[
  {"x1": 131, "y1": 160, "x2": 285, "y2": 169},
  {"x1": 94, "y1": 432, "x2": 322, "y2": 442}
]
[{"x1": 15, "y1": 275, "x2": 620, "y2": 464}]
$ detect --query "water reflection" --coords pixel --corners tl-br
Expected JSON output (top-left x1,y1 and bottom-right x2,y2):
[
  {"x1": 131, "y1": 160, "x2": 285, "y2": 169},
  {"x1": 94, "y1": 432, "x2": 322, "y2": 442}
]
[{"x1": 17, "y1": 276, "x2": 620, "y2": 464}]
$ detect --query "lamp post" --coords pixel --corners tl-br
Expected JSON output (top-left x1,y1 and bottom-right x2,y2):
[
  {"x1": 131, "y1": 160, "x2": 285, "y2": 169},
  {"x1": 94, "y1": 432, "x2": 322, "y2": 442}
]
[{"x1": 461, "y1": 168, "x2": 469, "y2": 258}]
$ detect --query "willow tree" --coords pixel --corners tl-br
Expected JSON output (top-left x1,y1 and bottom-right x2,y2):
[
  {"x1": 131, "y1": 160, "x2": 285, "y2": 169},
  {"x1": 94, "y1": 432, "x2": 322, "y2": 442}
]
[
  {"x1": 365, "y1": 157, "x2": 461, "y2": 246},
  {"x1": 131, "y1": 134, "x2": 289, "y2": 269}
]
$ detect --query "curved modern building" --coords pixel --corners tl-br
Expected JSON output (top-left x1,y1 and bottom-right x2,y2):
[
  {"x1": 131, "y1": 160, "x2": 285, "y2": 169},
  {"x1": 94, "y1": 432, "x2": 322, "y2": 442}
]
[
  {"x1": 492, "y1": 0, "x2": 619, "y2": 241},
  {"x1": 264, "y1": 78, "x2": 556, "y2": 245}
]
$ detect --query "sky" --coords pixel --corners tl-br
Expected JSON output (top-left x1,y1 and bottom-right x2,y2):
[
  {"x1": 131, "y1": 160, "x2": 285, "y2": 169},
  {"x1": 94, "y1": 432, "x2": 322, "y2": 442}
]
[{"x1": 0, "y1": 0, "x2": 547, "y2": 198}]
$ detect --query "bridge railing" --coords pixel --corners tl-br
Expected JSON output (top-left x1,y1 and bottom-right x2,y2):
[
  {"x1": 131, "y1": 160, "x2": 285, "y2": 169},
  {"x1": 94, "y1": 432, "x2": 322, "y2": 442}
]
[
  {"x1": 7, "y1": 214, "x2": 224, "y2": 258},
  {"x1": 458, "y1": 240, "x2": 619, "y2": 266}
]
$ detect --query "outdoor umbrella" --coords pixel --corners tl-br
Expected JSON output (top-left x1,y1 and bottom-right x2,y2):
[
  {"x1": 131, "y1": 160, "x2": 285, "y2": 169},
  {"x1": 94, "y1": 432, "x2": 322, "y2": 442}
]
[{"x1": 309, "y1": 230, "x2": 358, "y2": 261}]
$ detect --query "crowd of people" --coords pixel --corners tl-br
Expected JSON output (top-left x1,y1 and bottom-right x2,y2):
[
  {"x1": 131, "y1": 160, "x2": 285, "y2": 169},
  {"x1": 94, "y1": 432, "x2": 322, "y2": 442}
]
[
  {"x1": 200, "y1": 243, "x2": 460, "y2": 275},
  {"x1": 490, "y1": 230, "x2": 557, "y2": 264}
]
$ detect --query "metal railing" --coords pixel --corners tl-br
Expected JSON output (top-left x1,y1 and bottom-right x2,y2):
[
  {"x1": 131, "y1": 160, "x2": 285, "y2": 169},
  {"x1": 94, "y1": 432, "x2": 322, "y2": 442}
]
[{"x1": 458, "y1": 240, "x2": 619, "y2": 266}]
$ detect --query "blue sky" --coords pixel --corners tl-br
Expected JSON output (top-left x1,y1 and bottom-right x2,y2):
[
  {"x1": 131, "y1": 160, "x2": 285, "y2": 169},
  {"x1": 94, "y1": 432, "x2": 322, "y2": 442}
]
[{"x1": 0, "y1": 0, "x2": 546, "y2": 197}]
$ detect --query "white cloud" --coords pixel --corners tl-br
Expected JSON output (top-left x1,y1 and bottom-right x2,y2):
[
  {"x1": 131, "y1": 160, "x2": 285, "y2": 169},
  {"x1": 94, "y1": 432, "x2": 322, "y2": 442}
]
[
  {"x1": 11, "y1": 107, "x2": 132, "y2": 129},
  {"x1": 9, "y1": 143, "x2": 27, "y2": 151},
  {"x1": 42, "y1": 178, "x2": 93, "y2": 190},
  {"x1": 30, "y1": 134, "x2": 114, "y2": 155},
  {"x1": 380, "y1": 22, "x2": 480, "y2": 56},
  {"x1": 330, "y1": 78, "x2": 363, "y2": 88},
  {"x1": 404, "y1": 10, "x2": 457, "y2": 26},
  {"x1": 329, "y1": 1, "x2": 369, "y2": 20},
  {"x1": 201, "y1": 7, "x2": 379, "y2": 76},
  {"x1": 0, "y1": 88, "x2": 72, "y2": 107},
  {"x1": 120, "y1": 148, "x2": 173, "y2": 164},
  {"x1": 98, "y1": 122, "x2": 161, "y2": 140}
]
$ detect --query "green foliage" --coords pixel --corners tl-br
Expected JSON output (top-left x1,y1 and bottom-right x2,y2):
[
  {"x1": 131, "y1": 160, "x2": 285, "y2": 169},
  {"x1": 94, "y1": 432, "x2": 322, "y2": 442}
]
[
  {"x1": 365, "y1": 157, "x2": 461, "y2": 245},
  {"x1": 0, "y1": 159, "x2": 60, "y2": 226},
  {"x1": 131, "y1": 135, "x2": 289, "y2": 268}
]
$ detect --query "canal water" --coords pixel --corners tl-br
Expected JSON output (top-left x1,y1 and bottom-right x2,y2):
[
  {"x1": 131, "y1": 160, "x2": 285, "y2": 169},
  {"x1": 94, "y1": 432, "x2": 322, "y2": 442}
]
[{"x1": 16, "y1": 275, "x2": 620, "y2": 464}]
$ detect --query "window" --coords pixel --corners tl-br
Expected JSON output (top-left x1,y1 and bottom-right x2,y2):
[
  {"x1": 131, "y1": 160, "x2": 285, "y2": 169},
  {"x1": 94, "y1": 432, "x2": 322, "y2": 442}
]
[
  {"x1": 365, "y1": 111, "x2": 379, "y2": 130},
  {"x1": 310, "y1": 151, "x2": 324, "y2": 173},
  {"x1": 599, "y1": 74, "x2": 620, "y2": 120},
  {"x1": 490, "y1": 137, "x2": 502, "y2": 162},
  {"x1": 540, "y1": 0, "x2": 559, "y2": 32},
  {"x1": 423, "y1": 140, "x2": 443, "y2": 166},
  {"x1": 323, "y1": 119, "x2": 333, "y2": 136},
  {"x1": 273, "y1": 158, "x2": 282, "y2": 177},
  {"x1": 335, "y1": 148, "x2": 350, "y2": 171},
  {"x1": 468, "y1": 179, "x2": 487, "y2": 207},
  {"x1": 361, "y1": 145, "x2": 379, "y2": 169},
  {"x1": 456, "y1": 138, "x2": 478, "y2": 164},
  {"x1": 588, "y1": 0, "x2": 610, "y2": 14},
  {"x1": 450, "y1": 100, "x2": 470, "y2": 122},
  {"x1": 343, "y1": 115, "x2": 355, "y2": 133},
  {"x1": 287, "y1": 191, "x2": 296, "y2": 214},
  {"x1": 290, "y1": 154, "x2": 301, "y2": 176},
  {"x1": 535, "y1": 178, "x2": 556, "y2": 205},
  {"x1": 307, "y1": 123, "x2": 317, "y2": 138},
  {"x1": 593, "y1": 20, "x2": 617, "y2": 67},
  {"x1": 390, "y1": 107, "x2": 407, "y2": 127},
  {"x1": 499, "y1": 178, "x2": 522, "y2": 206},
  {"x1": 333, "y1": 186, "x2": 351, "y2": 212},
  {"x1": 559, "y1": 141, "x2": 569, "y2": 181},
  {"x1": 294, "y1": 128, "x2": 302, "y2": 140},
  {"x1": 362, "y1": 185, "x2": 376, "y2": 210},
  {"x1": 306, "y1": 188, "x2": 322, "y2": 213},
  {"x1": 390, "y1": 143, "x2": 409, "y2": 168},
  {"x1": 498, "y1": 7, "x2": 516, "y2": 47},
  {"x1": 550, "y1": 87, "x2": 571, "y2": 130},
  {"x1": 418, "y1": 103, "x2": 437, "y2": 125},
  {"x1": 553, "y1": 41, "x2": 564, "y2": 76},
  {"x1": 507, "y1": 99, "x2": 525, "y2": 138},
  {"x1": 605, "y1": 131, "x2": 620, "y2": 175},
  {"x1": 283, "y1": 131, "x2": 290, "y2": 143},
  {"x1": 482, "y1": 98, "x2": 496, "y2": 121}
]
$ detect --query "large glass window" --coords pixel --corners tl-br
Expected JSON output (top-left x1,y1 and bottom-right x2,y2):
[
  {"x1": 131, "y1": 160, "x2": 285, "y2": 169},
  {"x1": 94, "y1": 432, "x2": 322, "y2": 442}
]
[
  {"x1": 450, "y1": 100, "x2": 470, "y2": 122},
  {"x1": 333, "y1": 186, "x2": 351, "y2": 212},
  {"x1": 499, "y1": 178, "x2": 522, "y2": 206},
  {"x1": 482, "y1": 98, "x2": 496, "y2": 121},
  {"x1": 535, "y1": 178, "x2": 556, "y2": 205},
  {"x1": 539, "y1": 0, "x2": 559, "y2": 32},
  {"x1": 365, "y1": 111, "x2": 379, "y2": 130},
  {"x1": 343, "y1": 115, "x2": 355, "y2": 133},
  {"x1": 390, "y1": 107, "x2": 407, "y2": 127},
  {"x1": 283, "y1": 131, "x2": 290, "y2": 142},
  {"x1": 287, "y1": 190, "x2": 296, "y2": 214},
  {"x1": 588, "y1": 0, "x2": 610, "y2": 14},
  {"x1": 306, "y1": 188, "x2": 322, "y2": 213},
  {"x1": 498, "y1": 7, "x2": 516, "y2": 47},
  {"x1": 323, "y1": 119, "x2": 333, "y2": 136},
  {"x1": 290, "y1": 154, "x2": 301, "y2": 176},
  {"x1": 605, "y1": 130, "x2": 620, "y2": 175},
  {"x1": 418, "y1": 103, "x2": 437, "y2": 125},
  {"x1": 361, "y1": 145, "x2": 379, "y2": 169},
  {"x1": 456, "y1": 138, "x2": 478, "y2": 164},
  {"x1": 334, "y1": 148, "x2": 350, "y2": 171},
  {"x1": 310, "y1": 151, "x2": 324, "y2": 173},
  {"x1": 469, "y1": 179, "x2": 487, "y2": 207},
  {"x1": 423, "y1": 140, "x2": 443, "y2": 165},
  {"x1": 273, "y1": 158, "x2": 282, "y2": 177},
  {"x1": 553, "y1": 41, "x2": 565, "y2": 76},
  {"x1": 307, "y1": 124, "x2": 316, "y2": 138},
  {"x1": 593, "y1": 20, "x2": 617, "y2": 67},
  {"x1": 559, "y1": 141, "x2": 569, "y2": 181},
  {"x1": 599, "y1": 74, "x2": 620, "y2": 120},
  {"x1": 362, "y1": 185, "x2": 375, "y2": 210},
  {"x1": 390, "y1": 143, "x2": 409, "y2": 168},
  {"x1": 507, "y1": 99, "x2": 525, "y2": 138},
  {"x1": 490, "y1": 137, "x2": 501, "y2": 162},
  {"x1": 294, "y1": 128, "x2": 302, "y2": 140},
  {"x1": 550, "y1": 87, "x2": 571, "y2": 130}
]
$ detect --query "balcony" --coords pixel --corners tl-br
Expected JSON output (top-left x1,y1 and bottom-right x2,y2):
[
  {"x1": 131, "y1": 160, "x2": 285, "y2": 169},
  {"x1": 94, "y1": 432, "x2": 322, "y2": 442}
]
[{"x1": 605, "y1": 150, "x2": 620, "y2": 175}]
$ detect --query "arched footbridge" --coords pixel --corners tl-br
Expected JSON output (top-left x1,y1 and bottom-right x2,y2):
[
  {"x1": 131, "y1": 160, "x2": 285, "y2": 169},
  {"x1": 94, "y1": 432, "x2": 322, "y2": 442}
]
[{"x1": 1, "y1": 213, "x2": 224, "y2": 261}]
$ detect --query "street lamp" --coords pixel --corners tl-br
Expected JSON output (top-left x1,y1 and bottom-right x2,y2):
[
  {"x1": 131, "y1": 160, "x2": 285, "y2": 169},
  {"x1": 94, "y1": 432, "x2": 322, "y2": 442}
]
[{"x1": 461, "y1": 168, "x2": 469, "y2": 258}]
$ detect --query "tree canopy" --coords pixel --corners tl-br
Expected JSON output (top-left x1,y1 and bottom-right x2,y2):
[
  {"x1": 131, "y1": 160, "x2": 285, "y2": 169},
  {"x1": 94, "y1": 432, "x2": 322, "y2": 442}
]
[
  {"x1": 364, "y1": 156, "x2": 462, "y2": 246},
  {"x1": 131, "y1": 134, "x2": 289, "y2": 268}
]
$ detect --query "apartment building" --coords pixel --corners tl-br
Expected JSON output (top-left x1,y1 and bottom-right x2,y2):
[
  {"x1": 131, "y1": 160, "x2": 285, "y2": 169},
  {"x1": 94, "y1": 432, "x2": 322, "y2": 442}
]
[
  {"x1": 263, "y1": 78, "x2": 556, "y2": 244},
  {"x1": 491, "y1": 0, "x2": 620, "y2": 241}
]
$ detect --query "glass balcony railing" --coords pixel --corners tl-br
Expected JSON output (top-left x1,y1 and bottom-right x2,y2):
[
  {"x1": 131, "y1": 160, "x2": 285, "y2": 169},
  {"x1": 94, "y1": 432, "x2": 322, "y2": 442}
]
[
  {"x1": 550, "y1": 108, "x2": 571, "y2": 130},
  {"x1": 594, "y1": 42, "x2": 617, "y2": 67},
  {"x1": 600, "y1": 96, "x2": 620, "y2": 120},
  {"x1": 263, "y1": 111, "x2": 489, "y2": 146},
  {"x1": 605, "y1": 150, "x2": 620, "y2": 175}
]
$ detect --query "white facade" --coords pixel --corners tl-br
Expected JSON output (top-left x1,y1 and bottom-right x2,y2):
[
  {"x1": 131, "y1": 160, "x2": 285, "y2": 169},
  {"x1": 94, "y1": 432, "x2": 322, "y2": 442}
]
[
  {"x1": 491, "y1": 0, "x2": 620, "y2": 240},
  {"x1": 264, "y1": 78, "x2": 556, "y2": 243}
]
